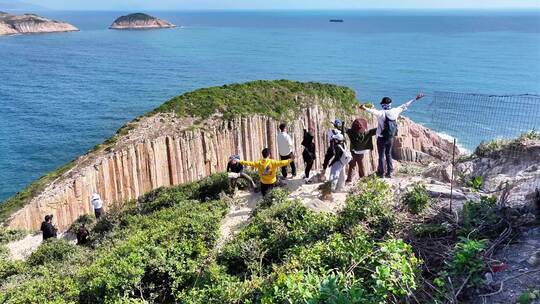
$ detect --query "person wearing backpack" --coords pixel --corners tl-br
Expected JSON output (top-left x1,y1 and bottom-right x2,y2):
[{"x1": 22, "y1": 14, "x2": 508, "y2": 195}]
[
  {"x1": 345, "y1": 118, "x2": 377, "y2": 183},
  {"x1": 327, "y1": 133, "x2": 351, "y2": 192},
  {"x1": 360, "y1": 93, "x2": 424, "y2": 178}
]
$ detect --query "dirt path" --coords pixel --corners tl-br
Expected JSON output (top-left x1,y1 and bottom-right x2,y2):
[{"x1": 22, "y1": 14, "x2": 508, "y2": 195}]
[
  {"x1": 7, "y1": 231, "x2": 77, "y2": 261},
  {"x1": 215, "y1": 175, "x2": 352, "y2": 251}
]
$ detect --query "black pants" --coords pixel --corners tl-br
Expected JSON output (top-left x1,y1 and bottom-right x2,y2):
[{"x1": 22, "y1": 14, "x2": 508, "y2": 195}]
[
  {"x1": 280, "y1": 153, "x2": 296, "y2": 178},
  {"x1": 94, "y1": 207, "x2": 103, "y2": 219},
  {"x1": 377, "y1": 137, "x2": 394, "y2": 177},
  {"x1": 260, "y1": 183, "x2": 275, "y2": 196},
  {"x1": 304, "y1": 160, "x2": 314, "y2": 179}
]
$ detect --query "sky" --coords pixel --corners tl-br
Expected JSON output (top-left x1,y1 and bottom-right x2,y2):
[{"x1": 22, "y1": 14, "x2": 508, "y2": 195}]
[{"x1": 20, "y1": 0, "x2": 540, "y2": 10}]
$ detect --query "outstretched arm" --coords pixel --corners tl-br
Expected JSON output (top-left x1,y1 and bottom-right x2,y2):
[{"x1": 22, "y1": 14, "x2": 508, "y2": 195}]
[
  {"x1": 399, "y1": 93, "x2": 425, "y2": 111},
  {"x1": 359, "y1": 104, "x2": 383, "y2": 117},
  {"x1": 240, "y1": 160, "x2": 258, "y2": 168}
]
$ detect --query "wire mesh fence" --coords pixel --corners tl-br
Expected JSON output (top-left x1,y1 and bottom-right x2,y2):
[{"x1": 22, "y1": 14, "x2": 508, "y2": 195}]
[
  {"x1": 430, "y1": 92, "x2": 540, "y2": 156},
  {"x1": 428, "y1": 91, "x2": 540, "y2": 207}
]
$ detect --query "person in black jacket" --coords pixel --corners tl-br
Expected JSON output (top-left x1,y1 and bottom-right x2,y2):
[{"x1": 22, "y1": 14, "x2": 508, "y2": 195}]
[
  {"x1": 346, "y1": 118, "x2": 377, "y2": 183},
  {"x1": 40, "y1": 215, "x2": 57, "y2": 241},
  {"x1": 227, "y1": 155, "x2": 256, "y2": 193},
  {"x1": 76, "y1": 224, "x2": 90, "y2": 245},
  {"x1": 301, "y1": 121, "x2": 316, "y2": 183}
]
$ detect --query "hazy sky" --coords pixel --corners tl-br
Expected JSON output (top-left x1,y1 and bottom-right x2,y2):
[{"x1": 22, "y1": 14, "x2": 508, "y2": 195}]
[{"x1": 22, "y1": 0, "x2": 540, "y2": 10}]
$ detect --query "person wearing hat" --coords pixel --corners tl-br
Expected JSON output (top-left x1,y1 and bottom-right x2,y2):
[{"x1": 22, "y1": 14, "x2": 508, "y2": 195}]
[
  {"x1": 325, "y1": 133, "x2": 349, "y2": 192},
  {"x1": 227, "y1": 155, "x2": 256, "y2": 193},
  {"x1": 240, "y1": 148, "x2": 294, "y2": 196},
  {"x1": 360, "y1": 93, "x2": 425, "y2": 178},
  {"x1": 40, "y1": 214, "x2": 57, "y2": 241},
  {"x1": 90, "y1": 193, "x2": 104, "y2": 219}
]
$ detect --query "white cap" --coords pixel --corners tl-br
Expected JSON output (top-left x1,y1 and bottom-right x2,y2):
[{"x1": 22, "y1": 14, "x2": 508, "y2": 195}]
[{"x1": 91, "y1": 193, "x2": 100, "y2": 200}]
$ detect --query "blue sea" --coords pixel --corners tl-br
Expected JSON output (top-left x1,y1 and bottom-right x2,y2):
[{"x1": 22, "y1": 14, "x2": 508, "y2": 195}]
[{"x1": 1, "y1": 10, "x2": 539, "y2": 202}]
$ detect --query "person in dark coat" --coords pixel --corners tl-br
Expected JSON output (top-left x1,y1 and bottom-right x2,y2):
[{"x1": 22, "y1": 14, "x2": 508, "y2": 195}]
[
  {"x1": 76, "y1": 224, "x2": 89, "y2": 245},
  {"x1": 301, "y1": 121, "x2": 316, "y2": 183},
  {"x1": 40, "y1": 214, "x2": 57, "y2": 241},
  {"x1": 346, "y1": 118, "x2": 377, "y2": 183}
]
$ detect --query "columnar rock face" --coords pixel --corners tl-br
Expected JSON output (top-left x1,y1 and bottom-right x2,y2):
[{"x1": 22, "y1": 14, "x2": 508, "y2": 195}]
[
  {"x1": 110, "y1": 13, "x2": 176, "y2": 30},
  {"x1": 0, "y1": 12, "x2": 78, "y2": 36},
  {"x1": 5, "y1": 104, "x2": 454, "y2": 232}
]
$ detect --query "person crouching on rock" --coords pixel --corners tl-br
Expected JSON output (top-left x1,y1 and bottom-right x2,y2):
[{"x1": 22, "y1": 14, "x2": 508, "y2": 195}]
[
  {"x1": 300, "y1": 120, "x2": 316, "y2": 183},
  {"x1": 346, "y1": 118, "x2": 377, "y2": 183},
  {"x1": 227, "y1": 155, "x2": 256, "y2": 194},
  {"x1": 40, "y1": 214, "x2": 57, "y2": 241},
  {"x1": 327, "y1": 133, "x2": 351, "y2": 192},
  {"x1": 360, "y1": 93, "x2": 424, "y2": 178},
  {"x1": 91, "y1": 193, "x2": 104, "y2": 219},
  {"x1": 240, "y1": 148, "x2": 295, "y2": 196}
]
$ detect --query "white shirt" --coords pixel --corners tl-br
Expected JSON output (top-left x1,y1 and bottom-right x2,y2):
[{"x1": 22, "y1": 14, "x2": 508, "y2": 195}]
[
  {"x1": 91, "y1": 197, "x2": 103, "y2": 210},
  {"x1": 365, "y1": 99, "x2": 416, "y2": 137},
  {"x1": 277, "y1": 132, "x2": 293, "y2": 156}
]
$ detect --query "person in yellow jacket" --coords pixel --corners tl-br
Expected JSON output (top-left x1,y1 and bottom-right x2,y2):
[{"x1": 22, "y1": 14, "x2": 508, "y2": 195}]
[{"x1": 240, "y1": 148, "x2": 295, "y2": 196}]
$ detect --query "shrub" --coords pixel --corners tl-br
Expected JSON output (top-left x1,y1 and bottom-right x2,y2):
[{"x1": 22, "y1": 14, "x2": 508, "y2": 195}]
[
  {"x1": 460, "y1": 196, "x2": 500, "y2": 237},
  {"x1": 0, "y1": 228, "x2": 26, "y2": 244},
  {"x1": 78, "y1": 200, "x2": 227, "y2": 303},
  {"x1": 445, "y1": 238, "x2": 487, "y2": 288},
  {"x1": 338, "y1": 177, "x2": 394, "y2": 237},
  {"x1": 464, "y1": 175, "x2": 483, "y2": 191},
  {"x1": 27, "y1": 239, "x2": 83, "y2": 267},
  {"x1": 402, "y1": 183, "x2": 431, "y2": 214},
  {"x1": 220, "y1": 199, "x2": 337, "y2": 277}
]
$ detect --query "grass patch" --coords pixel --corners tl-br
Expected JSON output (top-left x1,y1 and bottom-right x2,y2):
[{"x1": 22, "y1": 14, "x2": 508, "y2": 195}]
[{"x1": 475, "y1": 129, "x2": 539, "y2": 157}]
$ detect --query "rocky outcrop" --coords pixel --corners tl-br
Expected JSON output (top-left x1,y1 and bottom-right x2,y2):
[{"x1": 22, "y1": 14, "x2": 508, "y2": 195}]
[
  {"x1": 109, "y1": 13, "x2": 175, "y2": 30},
  {"x1": 457, "y1": 140, "x2": 540, "y2": 209},
  {"x1": 2, "y1": 84, "x2": 454, "y2": 232},
  {"x1": 0, "y1": 11, "x2": 78, "y2": 36}
]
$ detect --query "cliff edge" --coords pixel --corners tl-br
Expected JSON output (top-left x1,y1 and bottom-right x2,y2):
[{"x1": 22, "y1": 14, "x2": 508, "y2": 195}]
[
  {"x1": 0, "y1": 80, "x2": 455, "y2": 231},
  {"x1": 109, "y1": 13, "x2": 176, "y2": 30},
  {"x1": 0, "y1": 11, "x2": 78, "y2": 36}
]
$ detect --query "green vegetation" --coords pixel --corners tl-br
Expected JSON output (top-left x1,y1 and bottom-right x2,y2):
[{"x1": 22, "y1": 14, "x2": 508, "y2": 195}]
[
  {"x1": 0, "y1": 80, "x2": 358, "y2": 225},
  {"x1": 0, "y1": 176, "x2": 425, "y2": 303},
  {"x1": 151, "y1": 80, "x2": 359, "y2": 121},
  {"x1": 475, "y1": 129, "x2": 539, "y2": 157},
  {"x1": 518, "y1": 289, "x2": 540, "y2": 304},
  {"x1": 402, "y1": 183, "x2": 431, "y2": 214}
]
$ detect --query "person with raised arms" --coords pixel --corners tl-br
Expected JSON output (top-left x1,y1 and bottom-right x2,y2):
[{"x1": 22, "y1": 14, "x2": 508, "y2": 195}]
[
  {"x1": 360, "y1": 93, "x2": 425, "y2": 178},
  {"x1": 239, "y1": 148, "x2": 295, "y2": 196}
]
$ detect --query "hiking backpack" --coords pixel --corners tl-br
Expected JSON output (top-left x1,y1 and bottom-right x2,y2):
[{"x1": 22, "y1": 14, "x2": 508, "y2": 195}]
[{"x1": 382, "y1": 113, "x2": 398, "y2": 139}]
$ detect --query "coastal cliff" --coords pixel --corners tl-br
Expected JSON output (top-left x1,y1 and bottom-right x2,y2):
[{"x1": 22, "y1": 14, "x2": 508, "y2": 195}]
[
  {"x1": 1, "y1": 81, "x2": 454, "y2": 231},
  {"x1": 110, "y1": 13, "x2": 176, "y2": 30},
  {"x1": 0, "y1": 11, "x2": 78, "y2": 36}
]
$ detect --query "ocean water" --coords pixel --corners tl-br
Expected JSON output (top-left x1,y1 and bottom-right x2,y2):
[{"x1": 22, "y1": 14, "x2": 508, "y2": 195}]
[{"x1": 0, "y1": 10, "x2": 539, "y2": 202}]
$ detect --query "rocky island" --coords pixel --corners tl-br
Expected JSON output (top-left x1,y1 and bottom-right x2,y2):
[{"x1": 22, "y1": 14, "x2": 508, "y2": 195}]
[
  {"x1": 0, "y1": 11, "x2": 78, "y2": 36},
  {"x1": 109, "y1": 13, "x2": 176, "y2": 30}
]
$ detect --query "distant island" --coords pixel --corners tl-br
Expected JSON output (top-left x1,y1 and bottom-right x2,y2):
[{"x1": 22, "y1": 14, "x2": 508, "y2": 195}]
[
  {"x1": 0, "y1": 11, "x2": 78, "y2": 36},
  {"x1": 109, "y1": 13, "x2": 176, "y2": 30}
]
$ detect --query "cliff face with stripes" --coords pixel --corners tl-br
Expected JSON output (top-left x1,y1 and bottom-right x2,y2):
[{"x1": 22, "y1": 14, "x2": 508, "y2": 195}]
[{"x1": 2, "y1": 82, "x2": 455, "y2": 231}]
